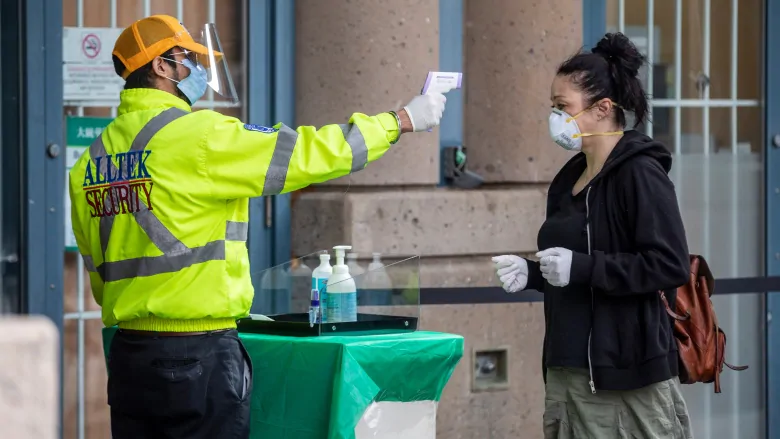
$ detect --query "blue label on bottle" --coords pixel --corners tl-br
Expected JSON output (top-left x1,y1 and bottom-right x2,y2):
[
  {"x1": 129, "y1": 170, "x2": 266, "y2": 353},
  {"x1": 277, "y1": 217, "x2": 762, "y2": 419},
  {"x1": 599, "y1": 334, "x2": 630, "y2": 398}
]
[
  {"x1": 326, "y1": 292, "x2": 357, "y2": 323},
  {"x1": 314, "y1": 277, "x2": 329, "y2": 322}
]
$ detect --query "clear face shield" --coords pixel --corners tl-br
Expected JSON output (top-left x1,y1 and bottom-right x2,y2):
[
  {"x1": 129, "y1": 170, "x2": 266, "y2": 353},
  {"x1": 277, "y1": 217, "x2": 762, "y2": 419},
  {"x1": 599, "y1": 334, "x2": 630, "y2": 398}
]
[{"x1": 194, "y1": 23, "x2": 239, "y2": 104}]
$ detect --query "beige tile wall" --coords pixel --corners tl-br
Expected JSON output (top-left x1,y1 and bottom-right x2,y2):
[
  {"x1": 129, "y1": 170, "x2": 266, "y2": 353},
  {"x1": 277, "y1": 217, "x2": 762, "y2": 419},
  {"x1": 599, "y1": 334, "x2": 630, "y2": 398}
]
[{"x1": 422, "y1": 303, "x2": 546, "y2": 439}]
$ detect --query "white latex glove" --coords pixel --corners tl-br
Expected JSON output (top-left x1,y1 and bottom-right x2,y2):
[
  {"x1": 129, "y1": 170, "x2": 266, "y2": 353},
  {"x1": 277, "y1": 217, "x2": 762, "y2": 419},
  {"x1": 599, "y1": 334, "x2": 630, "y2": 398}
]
[
  {"x1": 491, "y1": 255, "x2": 528, "y2": 293},
  {"x1": 536, "y1": 247, "x2": 574, "y2": 287},
  {"x1": 403, "y1": 93, "x2": 447, "y2": 132}
]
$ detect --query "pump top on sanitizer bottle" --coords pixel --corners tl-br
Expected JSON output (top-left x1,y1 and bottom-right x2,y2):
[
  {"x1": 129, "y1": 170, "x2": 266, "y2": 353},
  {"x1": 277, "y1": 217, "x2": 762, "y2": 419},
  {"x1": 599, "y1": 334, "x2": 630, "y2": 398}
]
[{"x1": 326, "y1": 245, "x2": 358, "y2": 323}]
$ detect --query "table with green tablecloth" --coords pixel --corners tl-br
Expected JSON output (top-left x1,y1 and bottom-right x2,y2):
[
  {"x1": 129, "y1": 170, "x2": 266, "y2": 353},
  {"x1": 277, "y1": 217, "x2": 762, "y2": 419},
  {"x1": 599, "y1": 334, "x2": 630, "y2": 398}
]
[{"x1": 103, "y1": 328, "x2": 463, "y2": 439}]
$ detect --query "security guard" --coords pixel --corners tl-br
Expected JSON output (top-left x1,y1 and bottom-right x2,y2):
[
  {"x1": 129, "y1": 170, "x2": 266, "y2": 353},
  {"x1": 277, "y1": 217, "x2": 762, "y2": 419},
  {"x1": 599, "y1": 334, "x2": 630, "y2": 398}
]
[{"x1": 68, "y1": 15, "x2": 446, "y2": 439}]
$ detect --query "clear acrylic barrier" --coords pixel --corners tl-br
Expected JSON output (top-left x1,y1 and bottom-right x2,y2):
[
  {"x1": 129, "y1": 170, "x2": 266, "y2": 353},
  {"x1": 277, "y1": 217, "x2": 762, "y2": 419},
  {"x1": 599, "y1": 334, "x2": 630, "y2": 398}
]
[
  {"x1": 239, "y1": 252, "x2": 421, "y2": 337},
  {"x1": 250, "y1": 250, "x2": 326, "y2": 317}
]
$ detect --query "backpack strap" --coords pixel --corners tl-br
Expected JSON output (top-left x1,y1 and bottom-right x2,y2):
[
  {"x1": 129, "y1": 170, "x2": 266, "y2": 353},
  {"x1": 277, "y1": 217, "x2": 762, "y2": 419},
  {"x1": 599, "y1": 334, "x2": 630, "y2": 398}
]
[
  {"x1": 659, "y1": 291, "x2": 690, "y2": 321},
  {"x1": 711, "y1": 305, "x2": 749, "y2": 393},
  {"x1": 724, "y1": 361, "x2": 749, "y2": 371}
]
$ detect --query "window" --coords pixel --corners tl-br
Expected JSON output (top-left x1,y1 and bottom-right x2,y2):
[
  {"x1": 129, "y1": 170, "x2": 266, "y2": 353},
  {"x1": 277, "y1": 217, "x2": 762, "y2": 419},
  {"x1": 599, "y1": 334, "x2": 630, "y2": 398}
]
[{"x1": 606, "y1": 0, "x2": 765, "y2": 436}]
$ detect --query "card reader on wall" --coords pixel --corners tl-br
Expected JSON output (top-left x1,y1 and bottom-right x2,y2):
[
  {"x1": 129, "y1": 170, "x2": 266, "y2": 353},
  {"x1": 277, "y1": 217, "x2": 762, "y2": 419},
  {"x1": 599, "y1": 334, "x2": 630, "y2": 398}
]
[{"x1": 442, "y1": 146, "x2": 484, "y2": 189}]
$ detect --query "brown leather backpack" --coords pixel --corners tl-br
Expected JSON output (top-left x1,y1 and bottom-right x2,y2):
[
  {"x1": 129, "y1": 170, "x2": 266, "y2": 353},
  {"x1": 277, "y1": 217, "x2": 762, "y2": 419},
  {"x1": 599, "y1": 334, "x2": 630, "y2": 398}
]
[{"x1": 659, "y1": 254, "x2": 748, "y2": 393}]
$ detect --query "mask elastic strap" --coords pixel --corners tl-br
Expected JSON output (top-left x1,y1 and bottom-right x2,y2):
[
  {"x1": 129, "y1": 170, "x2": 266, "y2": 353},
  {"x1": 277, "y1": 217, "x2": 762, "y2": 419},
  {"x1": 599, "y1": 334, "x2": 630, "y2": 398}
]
[
  {"x1": 161, "y1": 57, "x2": 188, "y2": 68},
  {"x1": 162, "y1": 55, "x2": 203, "y2": 86},
  {"x1": 160, "y1": 56, "x2": 188, "y2": 86},
  {"x1": 161, "y1": 48, "x2": 196, "y2": 64},
  {"x1": 572, "y1": 131, "x2": 624, "y2": 139},
  {"x1": 565, "y1": 110, "x2": 585, "y2": 123}
]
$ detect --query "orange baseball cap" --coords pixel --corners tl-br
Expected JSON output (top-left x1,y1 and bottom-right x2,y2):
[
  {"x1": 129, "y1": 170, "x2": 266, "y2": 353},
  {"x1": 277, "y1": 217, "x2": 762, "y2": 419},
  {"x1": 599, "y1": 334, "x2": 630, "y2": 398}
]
[{"x1": 112, "y1": 15, "x2": 221, "y2": 79}]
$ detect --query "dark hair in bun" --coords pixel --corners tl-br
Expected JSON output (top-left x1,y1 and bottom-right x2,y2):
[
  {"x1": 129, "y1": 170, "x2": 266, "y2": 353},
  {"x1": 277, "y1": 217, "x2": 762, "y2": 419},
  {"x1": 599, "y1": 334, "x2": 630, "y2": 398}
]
[{"x1": 556, "y1": 32, "x2": 649, "y2": 128}]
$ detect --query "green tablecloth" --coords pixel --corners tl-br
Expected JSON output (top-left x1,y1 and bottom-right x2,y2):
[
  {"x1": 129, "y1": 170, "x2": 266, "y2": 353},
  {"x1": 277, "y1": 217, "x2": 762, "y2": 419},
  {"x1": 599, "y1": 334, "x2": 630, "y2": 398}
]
[{"x1": 102, "y1": 328, "x2": 463, "y2": 439}]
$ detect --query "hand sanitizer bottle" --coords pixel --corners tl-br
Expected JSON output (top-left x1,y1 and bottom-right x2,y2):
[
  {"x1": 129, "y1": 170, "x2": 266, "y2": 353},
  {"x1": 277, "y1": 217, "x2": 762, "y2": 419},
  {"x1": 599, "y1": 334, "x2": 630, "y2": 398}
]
[
  {"x1": 311, "y1": 253, "x2": 332, "y2": 322},
  {"x1": 346, "y1": 252, "x2": 365, "y2": 277},
  {"x1": 365, "y1": 252, "x2": 393, "y2": 306},
  {"x1": 326, "y1": 245, "x2": 358, "y2": 323}
]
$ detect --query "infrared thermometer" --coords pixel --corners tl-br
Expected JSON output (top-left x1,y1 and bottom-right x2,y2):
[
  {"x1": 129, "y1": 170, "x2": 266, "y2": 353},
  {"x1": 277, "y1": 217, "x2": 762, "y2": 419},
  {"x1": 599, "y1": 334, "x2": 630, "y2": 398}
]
[
  {"x1": 421, "y1": 71, "x2": 463, "y2": 95},
  {"x1": 420, "y1": 72, "x2": 463, "y2": 131}
]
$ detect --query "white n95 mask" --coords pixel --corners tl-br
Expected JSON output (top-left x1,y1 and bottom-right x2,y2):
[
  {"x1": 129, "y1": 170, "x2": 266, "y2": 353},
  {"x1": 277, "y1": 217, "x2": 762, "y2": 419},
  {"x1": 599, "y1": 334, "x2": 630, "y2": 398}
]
[
  {"x1": 548, "y1": 108, "x2": 583, "y2": 151},
  {"x1": 548, "y1": 102, "x2": 625, "y2": 152}
]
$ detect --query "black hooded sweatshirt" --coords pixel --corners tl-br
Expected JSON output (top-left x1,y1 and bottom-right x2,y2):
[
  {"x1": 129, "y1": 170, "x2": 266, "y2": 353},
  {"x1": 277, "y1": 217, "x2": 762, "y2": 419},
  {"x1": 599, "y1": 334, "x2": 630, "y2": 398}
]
[{"x1": 526, "y1": 130, "x2": 690, "y2": 392}]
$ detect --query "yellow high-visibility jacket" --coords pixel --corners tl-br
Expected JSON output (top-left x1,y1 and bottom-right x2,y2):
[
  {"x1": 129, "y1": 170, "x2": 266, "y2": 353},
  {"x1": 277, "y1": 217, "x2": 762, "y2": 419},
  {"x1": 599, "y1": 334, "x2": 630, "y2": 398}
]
[{"x1": 68, "y1": 88, "x2": 399, "y2": 332}]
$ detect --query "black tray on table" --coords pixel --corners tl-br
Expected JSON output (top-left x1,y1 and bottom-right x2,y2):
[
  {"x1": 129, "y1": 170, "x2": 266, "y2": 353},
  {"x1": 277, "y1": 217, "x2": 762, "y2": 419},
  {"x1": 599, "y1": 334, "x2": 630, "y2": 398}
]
[{"x1": 236, "y1": 313, "x2": 418, "y2": 337}]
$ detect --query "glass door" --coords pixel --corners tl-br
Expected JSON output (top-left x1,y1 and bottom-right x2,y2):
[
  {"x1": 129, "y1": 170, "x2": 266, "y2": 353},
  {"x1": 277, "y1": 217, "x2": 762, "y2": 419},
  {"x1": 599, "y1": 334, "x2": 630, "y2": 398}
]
[
  {"x1": 1, "y1": 0, "x2": 24, "y2": 315},
  {"x1": 607, "y1": 0, "x2": 767, "y2": 437}
]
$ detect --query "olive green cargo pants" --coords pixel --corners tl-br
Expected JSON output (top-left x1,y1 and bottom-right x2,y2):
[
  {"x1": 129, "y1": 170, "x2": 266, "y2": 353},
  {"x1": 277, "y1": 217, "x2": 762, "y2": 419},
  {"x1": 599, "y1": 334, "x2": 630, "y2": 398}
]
[{"x1": 543, "y1": 367, "x2": 693, "y2": 439}]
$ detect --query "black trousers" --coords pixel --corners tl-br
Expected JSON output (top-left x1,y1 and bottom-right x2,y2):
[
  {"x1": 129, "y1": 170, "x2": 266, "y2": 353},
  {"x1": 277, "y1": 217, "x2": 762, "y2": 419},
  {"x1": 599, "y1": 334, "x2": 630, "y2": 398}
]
[{"x1": 107, "y1": 329, "x2": 253, "y2": 439}]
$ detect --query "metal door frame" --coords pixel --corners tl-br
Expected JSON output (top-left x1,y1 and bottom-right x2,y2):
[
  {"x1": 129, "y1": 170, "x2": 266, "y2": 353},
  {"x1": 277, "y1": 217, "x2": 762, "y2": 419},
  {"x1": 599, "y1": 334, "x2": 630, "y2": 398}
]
[
  {"x1": 19, "y1": 0, "x2": 66, "y2": 436},
  {"x1": 0, "y1": 0, "x2": 23, "y2": 315},
  {"x1": 245, "y1": 0, "x2": 275, "y2": 312},
  {"x1": 246, "y1": 0, "x2": 295, "y2": 315},
  {"x1": 23, "y1": 0, "x2": 65, "y2": 327},
  {"x1": 583, "y1": 0, "x2": 607, "y2": 51},
  {"x1": 764, "y1": 0, "x2": 780, "y2": 435}
]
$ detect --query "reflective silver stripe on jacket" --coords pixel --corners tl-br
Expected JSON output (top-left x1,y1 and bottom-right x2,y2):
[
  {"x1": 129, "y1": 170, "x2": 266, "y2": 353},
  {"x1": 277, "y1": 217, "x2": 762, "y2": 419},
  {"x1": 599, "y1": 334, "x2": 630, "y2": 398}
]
[
  {"x1": 86, "y1": 220, "x2": 247, "y2": 279},
  {"x1": 226, "y1": 221, "x2": 249, "y2": 241},
  {"x1": 338, "y1": 123, "x2": 369, "y2": 173},
  {"x1": 260, "y1": 122, "x2": 369, "y2": 196},
  {"x1": 262, "y1": 124, "x2": 298, "y2": 196},
  {"x1": 96, "y1": 240, "x2": 227, "y2": 282},
  {"x1": 83, "y1": 107, "x2": 248, "y2": 281},
  {"x1": 82, "y1": 255, "x2": 97, "y2": 273}
]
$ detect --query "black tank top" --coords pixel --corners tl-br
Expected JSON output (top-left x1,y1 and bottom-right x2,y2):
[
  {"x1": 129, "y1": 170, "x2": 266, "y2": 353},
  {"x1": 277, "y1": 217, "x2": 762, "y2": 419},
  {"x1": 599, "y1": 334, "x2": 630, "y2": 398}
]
[{"x1": 537, "y1": 188, "x2": 592, "y2": 369}]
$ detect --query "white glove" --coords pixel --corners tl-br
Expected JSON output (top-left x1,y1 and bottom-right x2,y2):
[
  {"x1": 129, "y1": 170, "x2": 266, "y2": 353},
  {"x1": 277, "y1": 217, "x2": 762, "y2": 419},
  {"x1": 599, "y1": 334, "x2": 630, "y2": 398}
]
[
  {"x1": 403, "y1": 93, "x2": 446, "y2": 132},
  {"x1": 491, "y1": 255, "x2": 528, "y2": 293},
  {"x1": 536, "y1": 247, "x2": 574, "y2": 287}
]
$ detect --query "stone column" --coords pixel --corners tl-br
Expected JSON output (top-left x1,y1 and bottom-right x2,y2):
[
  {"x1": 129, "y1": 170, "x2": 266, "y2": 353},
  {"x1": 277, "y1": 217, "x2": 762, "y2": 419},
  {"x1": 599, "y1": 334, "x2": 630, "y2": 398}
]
[
  {"x1": 429, "y1": 1, "x2": 584, "y2": 437},
  {"x1": 295, "y1": 0, "x2": 440, "y2": 185},
  {"x1": 464, "y1": 0, "x2": 583, "y2": 183}
]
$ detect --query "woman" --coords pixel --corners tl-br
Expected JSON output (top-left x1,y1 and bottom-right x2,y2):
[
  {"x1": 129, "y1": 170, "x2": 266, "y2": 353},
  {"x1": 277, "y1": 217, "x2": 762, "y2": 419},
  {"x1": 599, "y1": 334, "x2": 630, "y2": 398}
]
[{"x1": 492, "y1": 33, "x2": 694, "y2": 438}]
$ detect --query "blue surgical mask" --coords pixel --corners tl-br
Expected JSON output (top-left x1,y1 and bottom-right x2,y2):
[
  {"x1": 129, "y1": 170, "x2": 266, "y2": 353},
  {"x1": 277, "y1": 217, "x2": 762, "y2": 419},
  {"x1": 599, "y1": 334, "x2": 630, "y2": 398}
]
[{"x1": 165, "y1": 58, "x2": 208, "y2": 105}]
